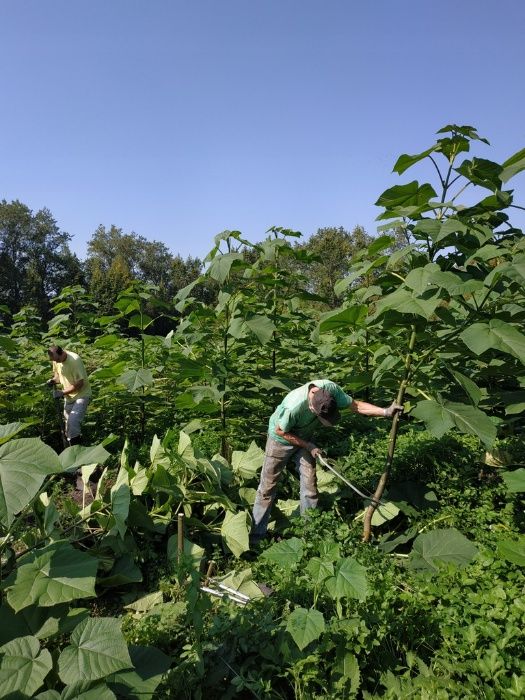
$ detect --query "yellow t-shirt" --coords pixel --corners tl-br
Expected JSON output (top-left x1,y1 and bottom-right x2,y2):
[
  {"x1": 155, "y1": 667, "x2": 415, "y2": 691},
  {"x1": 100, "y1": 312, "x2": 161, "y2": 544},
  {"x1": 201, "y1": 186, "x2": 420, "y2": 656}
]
[{"x1": 53, "y1": 351, "x2": 92, "y2": 400}]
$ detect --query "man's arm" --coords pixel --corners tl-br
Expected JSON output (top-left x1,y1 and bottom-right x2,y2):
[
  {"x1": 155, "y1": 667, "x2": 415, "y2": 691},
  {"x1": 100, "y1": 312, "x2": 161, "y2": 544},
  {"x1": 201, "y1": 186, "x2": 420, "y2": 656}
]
[
  {"x1": 61, "y1": 378, "x2": 84, "y2": 397},
  {"x1": 349, "y1": 400, "x2": 402, "y2": 418},
  {"x1": 274, "y1": 426, "x2": 321, "y2": 457}
]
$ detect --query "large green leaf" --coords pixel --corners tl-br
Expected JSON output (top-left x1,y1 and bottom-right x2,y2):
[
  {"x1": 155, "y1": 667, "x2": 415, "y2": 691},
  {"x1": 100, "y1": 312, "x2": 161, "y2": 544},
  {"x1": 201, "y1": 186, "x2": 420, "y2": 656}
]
[
  {"x1": 460, "y1": 320, "x2": 525, "y2": 364},
  {"x1": 0, "y1": 635, "x2": 52, "y2": 698},
  {"x1": 110, "y1": 466, "x2": 130, "y2": 539},
  {"x1": 404, "y1": 263, "x2": 440, "y2": 294},
  {"x1": 455, "y1": 157, "x2": 502, "y2": 190},
  {"x1": 408, "y1": 528, "x2": 478, "y2": 571},
  {"x1": 0, "y1": 422, "x2": 26, "y2": 445},
  {"x1": 411, "y1": 399, "x2": 496, "y2": 447},
  {"x1": 61, "y1": 681, "x2": 117, "y2": 700},
  {"x1": 59, "y1": 443, "x2": 111, "y2": 471},
  {"x1": 318, "y1": 305, "x2": 368, "y2": 333},
  {"x1": 393, "y1": 148, "x2": 437, "y2": 175},
  {"x1": 306, "y1": 557, "x2": 334, "y2": 587},
  {"x1": 285, "y1": 607, "x2": 325, "y2": 651},
  {"x1": 501, "y1": 468, "x2": 525, "y2": 493},
  {"x1": 207, "y1": 252, "x2": 244, "y2": 283},
  {"x1": 0, "y1": 438, "x2": 62, "y2": 527},
  {"x1": 450, "y1": 370, "x2": 482, "y2": 406},
  {"x1": 58, "y1": 617, "x2": 132, "y2": 685},
  {"x1": 496, "y1": 537, "x2": 525, "y2": 567},
  {"x1": 374, "y1": 288, "x2": 439, "y2": 320},
  {"x1": 261, "y1": 537, "x2": 304, "y2": 569},
  {"x1": 0, "y1": 602, "x2": 88, "y2": 645},
  {"x1": 6, "y1": 541, "x2": 97, "y2": 612},
  {"x1": 244, "y1": 314, "x2": 277, "y2": 344},
  {"x1": 500, "y1": 146, "x2": 525, "y2": 183},
  {"x1": 107, "y1": 645, "x2": 171, "y2": 699},
  {"x1": 117, "y1": 368, "x2": 154, "y2": 392},
  {"x1": 324, "y1": 558, "x2": 368, "y2": 601},
  {"x1": 221, "y1": 510, "x2": 249, "y2": 557},
  {"x1": 375, "y1": 181, "x2": 437, "y2": 218},
  {"x1": 231, "y1": 441, "x2": 264, "y2": 480}
]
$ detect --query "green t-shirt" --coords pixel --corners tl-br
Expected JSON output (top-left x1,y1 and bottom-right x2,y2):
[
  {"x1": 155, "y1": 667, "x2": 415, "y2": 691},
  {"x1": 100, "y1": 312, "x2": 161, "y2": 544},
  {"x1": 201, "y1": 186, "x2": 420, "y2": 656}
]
[
  {"x1": 268, "y1": 379, "x2": 352, "y2": 445},
  {"x1": 53, "y1": 351, "x2": 92, "y2": 400}
]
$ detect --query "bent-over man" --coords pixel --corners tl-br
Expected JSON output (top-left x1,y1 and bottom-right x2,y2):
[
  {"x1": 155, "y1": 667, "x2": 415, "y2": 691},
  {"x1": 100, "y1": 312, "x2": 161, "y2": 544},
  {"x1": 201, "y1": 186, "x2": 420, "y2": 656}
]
[{"x1": 250, "y1": 379, "x2": 403, "y2": 545}]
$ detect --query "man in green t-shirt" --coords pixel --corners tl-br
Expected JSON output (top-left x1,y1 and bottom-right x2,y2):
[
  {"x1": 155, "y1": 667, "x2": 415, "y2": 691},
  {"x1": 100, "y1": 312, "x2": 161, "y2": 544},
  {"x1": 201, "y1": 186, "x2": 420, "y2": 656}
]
[
  {"x1": 47, "y1": 345, "x2": 92, "y2": 446},
  {"x1": 250, "y1": 379, "x2": 402, "y2": 545}
]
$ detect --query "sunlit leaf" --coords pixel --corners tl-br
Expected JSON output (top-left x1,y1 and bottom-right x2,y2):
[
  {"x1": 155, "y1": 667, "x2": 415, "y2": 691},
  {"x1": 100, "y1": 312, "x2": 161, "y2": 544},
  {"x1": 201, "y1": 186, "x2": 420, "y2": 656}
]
[
  {"x1": 6, "y1": 541, "x2": 97, "y2": 612},
  {"x1": 285, "y1": 607, "x2": 325, "y2": 651},
  {"x1": 408, "y1": 528, "x2": 478, "y2": 571},
  {"x1": 58, "y1": 617, "x2": 132, "y2": 685},
  {"x1": 0, "y1": 635, "x2": 52, "y2": 698}
]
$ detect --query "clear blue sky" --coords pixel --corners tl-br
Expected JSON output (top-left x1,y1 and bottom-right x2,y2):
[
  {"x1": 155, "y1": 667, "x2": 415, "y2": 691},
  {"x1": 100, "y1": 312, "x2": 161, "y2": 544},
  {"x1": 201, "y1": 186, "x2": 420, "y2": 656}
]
[{"x1": 1, "y1": 0, "x2": 524, "y2": 262}]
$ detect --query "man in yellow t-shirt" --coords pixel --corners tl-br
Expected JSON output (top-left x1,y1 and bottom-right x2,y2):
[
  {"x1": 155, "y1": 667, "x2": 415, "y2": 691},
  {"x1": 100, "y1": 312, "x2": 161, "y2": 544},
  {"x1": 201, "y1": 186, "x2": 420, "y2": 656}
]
[{"x1": 47, "y1": 345, "x2": 92, "y2": 445}]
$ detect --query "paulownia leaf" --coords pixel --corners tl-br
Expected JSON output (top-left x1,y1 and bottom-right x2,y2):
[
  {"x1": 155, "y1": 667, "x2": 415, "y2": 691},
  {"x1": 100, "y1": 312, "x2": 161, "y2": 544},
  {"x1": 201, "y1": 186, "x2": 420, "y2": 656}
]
[
  {"x1": 117, "y1": 368, "x2": 154, "y2": 392},
  {"x1": 0, "y1": 635, "x2": 52, "y2": 698},
  {"x1": 285, "y1": 607, "x2": 325, "y2": 650},
  {"x1": 0, "y1": 438, "x2": 62, "y2": 526},
  {"x1": 374, "y1": 288, "x2": 439, "y2": 320},
  {"x1": 59, "y1": 443, "x2": 110, "y2": 471},
  {"x1": 501, "y1": 468, "x2": 525, "y2": 493},
  {"x1": 231, "y1": 441, "x2": 264, "y2": 480},
  {"x1": 318, "y1": 306, "x2": 368, "y2": 333},
  {"x1": 221, "y1": 510, "x2": 250, "y2": 557},
  {"x1": 261, "y1": 537, "x2": 303, "y2": 569},
  {"x1": 6, "y1": 541, "x2": 97, "y2": 612},
  {"x1": 207, "y1": 252, "x2": 244, "y2": 283},
  {"x1": 460, "y1": 319, "x2": 525, "y2": 364},
  {"x1": 324, "y1": 558, "x2": 368, "y2": 601},
  {"x1": 110, "y1": 466, "x2": 130, "y2": 539},
  {"x1": 306, "y1": 557, "x2": 334, "y2": 587},
  {"x1": 107, "y1": 645, "x2": 171, "y2": 699},
  {"x1": 411, "y1": 399, "x2": 496, "y2": 447},
  {"x1": 500, "y1": 146, "x2": 525, "y2": 183},
  {"x1": 61, "y1": 681, "x2": 117, "y2": 700},
  {"x1": 408, "y1": 528, "x2": 478, "y2": 571},
  {"x1": 58, "y1": 617, "x2": 132, "y2": 685},
  {"x1": 0, "y1": 602, "x2": 88, "y2": 645},
  {"x1": 496, "y1": 537, "x2": 525, "y2": 567},
  {"x1": 0, "y1": 422, "x2": 26, "y2": 445}
]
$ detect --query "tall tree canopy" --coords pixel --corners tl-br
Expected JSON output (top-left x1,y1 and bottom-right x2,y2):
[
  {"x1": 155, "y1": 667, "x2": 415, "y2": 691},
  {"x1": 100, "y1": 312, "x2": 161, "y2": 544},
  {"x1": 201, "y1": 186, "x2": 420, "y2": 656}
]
[
  {"x1": 85, "y1": 224, "x2": 209, "y2": 312},
  {"x1": 296, "y1": 226, "x2": 373, "y2": 306},
  {"x1": 0, "y1": 200, "x2": 83, "y2": 319}
]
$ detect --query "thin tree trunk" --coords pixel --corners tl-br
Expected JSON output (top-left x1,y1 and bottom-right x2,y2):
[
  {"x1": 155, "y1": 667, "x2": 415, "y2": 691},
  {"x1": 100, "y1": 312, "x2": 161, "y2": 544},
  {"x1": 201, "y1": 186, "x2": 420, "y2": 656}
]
[{"x1": 362, "y1": 325, "x2": 417, "y2": 542}]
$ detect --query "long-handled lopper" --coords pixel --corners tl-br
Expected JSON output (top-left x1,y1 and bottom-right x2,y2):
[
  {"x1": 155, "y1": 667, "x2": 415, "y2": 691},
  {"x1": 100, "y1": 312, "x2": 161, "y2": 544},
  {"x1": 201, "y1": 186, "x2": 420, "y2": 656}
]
[{"x1": 316, "y1": 454, "x2": 388, "y2": 507}]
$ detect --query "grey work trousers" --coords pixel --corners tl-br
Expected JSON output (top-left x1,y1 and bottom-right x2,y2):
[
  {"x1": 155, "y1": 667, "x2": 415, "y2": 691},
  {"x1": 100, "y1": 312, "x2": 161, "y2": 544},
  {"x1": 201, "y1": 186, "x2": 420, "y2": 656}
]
[
  {"x1": 251, "y1": 437, "x2": 318, "y2": 542},
  {"x1": 64, "y1": 397, "x2": 90, "y2": 440}
]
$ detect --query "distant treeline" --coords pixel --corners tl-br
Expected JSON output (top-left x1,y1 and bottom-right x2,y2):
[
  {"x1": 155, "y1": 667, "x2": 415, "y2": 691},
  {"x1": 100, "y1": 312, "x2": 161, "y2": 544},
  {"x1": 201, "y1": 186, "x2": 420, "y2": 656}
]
[{"x1": 0, "y1": 198, "x2": 388, "y2": 323}]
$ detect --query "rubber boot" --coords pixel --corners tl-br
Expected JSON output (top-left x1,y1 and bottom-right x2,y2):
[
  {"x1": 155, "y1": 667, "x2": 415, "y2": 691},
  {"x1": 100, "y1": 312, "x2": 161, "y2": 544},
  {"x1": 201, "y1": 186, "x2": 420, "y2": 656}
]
[{"x1": 69, "y1": 435, "x2": 82, "y2": 446}]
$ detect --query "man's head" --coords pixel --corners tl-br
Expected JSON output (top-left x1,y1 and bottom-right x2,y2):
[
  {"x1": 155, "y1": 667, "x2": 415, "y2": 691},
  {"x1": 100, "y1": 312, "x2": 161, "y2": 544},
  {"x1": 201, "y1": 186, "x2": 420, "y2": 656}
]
[
  {"x1": 309, "y1": 386, "x2": 340, "y2": 426},
  {"x1": 48, "y1": 345, "x2": 66, "y2": 362}
]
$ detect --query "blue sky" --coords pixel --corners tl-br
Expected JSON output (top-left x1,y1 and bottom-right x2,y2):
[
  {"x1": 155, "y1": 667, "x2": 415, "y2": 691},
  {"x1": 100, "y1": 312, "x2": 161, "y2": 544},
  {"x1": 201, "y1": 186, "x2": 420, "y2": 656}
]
[{"x1": 1, "y1": 0, "x2": 524, "y2": 262}]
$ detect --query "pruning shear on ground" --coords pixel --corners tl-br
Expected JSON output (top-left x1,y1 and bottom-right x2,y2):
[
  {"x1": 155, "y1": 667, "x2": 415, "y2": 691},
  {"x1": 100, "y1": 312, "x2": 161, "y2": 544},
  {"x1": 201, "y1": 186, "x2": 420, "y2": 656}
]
[
  {"x1": 316, "y1": 454, "x2": 387, "y2": 507},
  {"x1": 200, "y1": 579, "x2": 251, "y2": 606}
]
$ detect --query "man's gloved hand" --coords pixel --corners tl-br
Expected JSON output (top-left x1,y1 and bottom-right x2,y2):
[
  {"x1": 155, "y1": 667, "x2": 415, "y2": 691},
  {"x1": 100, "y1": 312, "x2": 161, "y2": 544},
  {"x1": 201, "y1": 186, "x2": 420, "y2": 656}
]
[
  {"x1": 306, "y1": 443, "x2": 323, "y2": 459},
  {"x1": 384, "y1": 402, "x2": 403, "y2": 418},
  {"x1": 52, "y1": 389, "x2": 64, "y2": 399},
  {"x1": 46, "y1": 378, "x2": 56, "y2": 387}
]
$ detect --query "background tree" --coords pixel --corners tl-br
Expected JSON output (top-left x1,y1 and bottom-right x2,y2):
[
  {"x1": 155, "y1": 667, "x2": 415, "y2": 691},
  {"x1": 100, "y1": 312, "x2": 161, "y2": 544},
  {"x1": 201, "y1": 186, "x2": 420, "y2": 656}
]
[
  {"x1": 85, "y1": 225, "x2": 208, "y2": 312},
  {"x1": 296, "y1": 226, "x2": 373, "y2": 307},
  {"x1": 0, "y1": 200, "x2": 83, "y2": 319}
]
